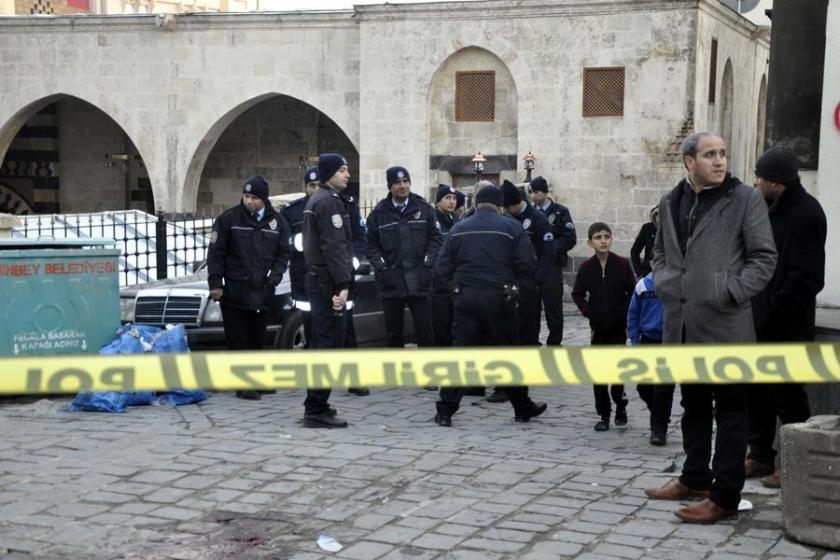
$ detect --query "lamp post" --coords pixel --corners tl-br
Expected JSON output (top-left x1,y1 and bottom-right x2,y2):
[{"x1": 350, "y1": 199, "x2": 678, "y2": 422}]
[
  {"x1": 523, "y1": 151, "x2": 536, "y2": 183},
  {"x1": 472, "y1": 152, "x2": 486, "y2": 185}
]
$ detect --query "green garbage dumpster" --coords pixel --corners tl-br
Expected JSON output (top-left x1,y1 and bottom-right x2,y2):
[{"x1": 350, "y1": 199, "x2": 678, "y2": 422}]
[{"x1": 0, "y1": 238, "x2": 120, "y2": 356}]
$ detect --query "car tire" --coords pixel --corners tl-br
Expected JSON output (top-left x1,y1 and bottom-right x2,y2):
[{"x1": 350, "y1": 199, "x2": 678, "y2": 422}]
[{"x1": 277, "y1": 309, "x2": 306, "y2": 350}]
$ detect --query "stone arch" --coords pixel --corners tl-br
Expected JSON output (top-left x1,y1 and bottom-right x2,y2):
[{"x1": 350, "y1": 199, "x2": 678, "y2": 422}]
[
  {"x1": 0, "y1": 93, "x2": 153, "y2": 213},
  {"x1": 426, "y1": 46, "x2": 519, "y2": 197},
  {"x1": 755, "y1": 74, "x2": 767, "y2": 162},
  {"x1": 719, "y1": 59, "x2": 735, "y2": 166},
  {"x1": 183, "y1": 92, "x2": 359, "y2": 214}
]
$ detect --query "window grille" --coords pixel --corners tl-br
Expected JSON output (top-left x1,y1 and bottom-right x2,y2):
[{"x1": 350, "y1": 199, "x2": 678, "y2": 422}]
[
  {"x1": 582, "y1": 67, "x2": 625, "y2": 117},
  {"x1": 455, "y1": 71, "x2": 496, "y2": 122}
]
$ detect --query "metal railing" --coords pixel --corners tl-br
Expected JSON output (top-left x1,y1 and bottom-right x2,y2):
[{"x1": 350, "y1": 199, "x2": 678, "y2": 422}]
[{"x1": 12, "y1": 210, "x2": 214, "y2": 287}]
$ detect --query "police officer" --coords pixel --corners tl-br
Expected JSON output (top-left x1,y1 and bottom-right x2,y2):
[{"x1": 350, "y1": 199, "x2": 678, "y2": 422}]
[
  {"x1": 301, "y1": 153, "x2": 354, "y2": 428},
  {"x1": 365, "y1": 166, "x2": 442, "y2": 348},
  {"x1": 281, "y1": 166, "x2": 321, "y2": 347},
  {"x1": 338, "y1": 181, "x2": 370, "y2": 396},
  {"x1": 207, "y1": 175, "x2": 290, "y2": 400},
  {"x1": 433, "y1": 183, "x2": 548, "y2": 427},
  {"x1": 431, "y1": 184, "x2": 459, "y2": 347},
  {"x1": 484, "y1": 180, "x2": 556, "y2": 403},
  {"x1": 529, "y1": 176, "x2": 576, "y2": 345}
]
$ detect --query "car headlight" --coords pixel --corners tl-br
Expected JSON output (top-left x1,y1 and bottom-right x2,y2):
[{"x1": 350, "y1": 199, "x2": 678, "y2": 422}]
[
  {"x1": 293, "y1": 233, "x2": 304, "y2": 252},
  {"x1": 120, "y1": 296, "x2": 136, "y2": 322},
  {"x1": 203, "y1": 300, "x2": 223, "y2": 322}
]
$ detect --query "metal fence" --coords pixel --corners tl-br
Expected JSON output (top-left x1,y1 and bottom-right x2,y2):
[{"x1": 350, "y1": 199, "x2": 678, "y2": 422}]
[{"x1": 12, "y1": 210, "x2": 214, "y2": 287}]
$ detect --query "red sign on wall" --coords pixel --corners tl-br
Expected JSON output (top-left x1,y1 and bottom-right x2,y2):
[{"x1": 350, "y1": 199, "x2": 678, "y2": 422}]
[{"x1": 67, "y1": 0, "x2": 89, "y2": 10}]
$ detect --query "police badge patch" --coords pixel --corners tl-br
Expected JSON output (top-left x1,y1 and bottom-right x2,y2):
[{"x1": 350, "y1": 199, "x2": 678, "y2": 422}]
[
  {"x1": 269, "y1": 218, "x2": 277, "y2": 231},
  {"x1": 543, "y1": 232, "x2": 554, "y2": 241},
  {"x1": 210, "y1": 230, "x2": 218, "y2": 243},
  {"x1": 565, "y1": 222, "x2": 575, "y2": 230},
  {"x1": 332, "y1": 214, "x2": 343, "y2": 228},
  {"x1": 548, "y1": 214, "x2": 556, "y2": 224},
  {"x1": 435, "y1": 221, "x2": 442, "y2": 231},
  {"x1": 245, "y1": 184, "x2": 252, "y2": 193},
  {"x1": 523, "y1": 218, "x2": 532, "y2": 230},
  {"x1": 414, "y1": 210, "x2": 421, "y2": 220}
]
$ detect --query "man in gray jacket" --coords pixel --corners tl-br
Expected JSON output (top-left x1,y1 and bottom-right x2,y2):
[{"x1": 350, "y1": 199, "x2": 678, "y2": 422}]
[{"x1": 645, "y1": 132, "x2": 777, "y2": 524}]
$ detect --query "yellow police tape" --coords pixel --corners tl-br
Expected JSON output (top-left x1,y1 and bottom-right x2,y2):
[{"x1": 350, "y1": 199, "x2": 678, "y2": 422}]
[{"x1": 3, "y1": 343, "x2": 840, "y2": 394}]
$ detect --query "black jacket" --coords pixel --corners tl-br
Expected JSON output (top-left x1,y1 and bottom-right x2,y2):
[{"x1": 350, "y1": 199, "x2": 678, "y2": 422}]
[
  {"x1": 509, "y1": 203, "x2": 556, "y2": 286},
  {"x1": 207, "y1": 202, "x2": 290, "y2": 312},
  {"x1": 281, "y1": 195, "x2": 309, "y2": 300},
  {"x1": 435, "y1": 207, "x2": 536, "y2": 291},
  {"x1": 630, "y1": 221, "x2": 657, "y2": 277},
  {"x1": 433, "y1": 209, "x2": 460, "y2": 294},
  {"x1": 303, "y1": 185, "x2": 354, "y2": 292},
  {"x1": 571, "y1": 252, "x2": 636, "y2": 333},
  {"x1": 366, "y1": 193, "x2": 442, "y2": 299},
  {"x1": 537, "y1": 199, "x2": 576, "y2": 266},
  {"x1": 752, "y1": 182, "x2": 826, "y2": 342}
]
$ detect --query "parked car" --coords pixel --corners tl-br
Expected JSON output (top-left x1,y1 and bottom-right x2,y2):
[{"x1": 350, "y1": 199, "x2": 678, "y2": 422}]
[{"x1": 119, "y1": 262, "x2": 414, "y2": 350}]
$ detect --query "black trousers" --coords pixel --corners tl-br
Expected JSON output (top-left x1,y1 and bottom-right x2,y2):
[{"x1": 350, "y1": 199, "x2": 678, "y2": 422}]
[
  {"x1": 221, "y1": 304, "x2": 267, "y2": 350},
  {"x1": 635, "y1": 335, "x2": 675, "y2": 429},
  {"x1": 518, "y1": 286, "x2": 542, "y2": 346},
  {"x1": 431, "y1": 292, "x2": 454, "y2": 347},
  {"x1": 302, "y1": 272, "x2": 353, "y2": 415},
  {"x1": 382, "y1": 296, "x2": 434, "y2": 348},
  {"x1": 437, "y1": 288, "x2": 532, "y2": 417},
  {"x1": 591, "y1": 327, "x2": 628, "y2": 418},
  {"x1": 679, "y1": 383, "x2": 747, "y2": 511},
  {"x1": 746, "y1": 382, "x2": 810, "y2": 465},
  {"x1": 542, "y1": 265, "x2": 565, "y2": 345}
]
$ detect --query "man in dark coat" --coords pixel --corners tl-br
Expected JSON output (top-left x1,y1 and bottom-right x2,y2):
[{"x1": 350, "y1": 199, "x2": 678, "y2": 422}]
[
  {"x1": 301, "y1": 153, "x2": 355, "y2": 428},
  {"x1": 746, "y1": 146, "x2": 826, "y2": 488},
  {"x1": 365, "y1": 166, "x2": 442, "y2": 348},
  {"x1": 630, "y1": 206, "x2": 659, "y2": 277},
  {"x1": 431, "y1": 184, "x2": 460, "y2": 347},
  {"x1": 207, "y1": 175, "x2": 291, "y2": 400},
  {"x1": 645, "y1": 132, "x2": 776, "y2": 524},
  {"x1": 433, "y1": 184, "x2": 547, "y2": 427},
  {"x1": 530, "y1": 176, "x2": 576, "y2": 345},
  {"x1": 281, "y1": 166, "x2": 321, "y2": 347}
]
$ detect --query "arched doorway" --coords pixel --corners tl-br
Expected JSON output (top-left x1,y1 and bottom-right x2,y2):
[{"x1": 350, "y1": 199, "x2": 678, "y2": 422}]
[
  {"x1": 0, "y1": 95, "x2": 151, "y2": 214},
  {"x1": 719, "y1": 59, "x2": 735, "y2": 169},
  {"x1": 427, "y1": 46, "x2": 519, "y2": 202},
  {"x1": 755, "y1": 74, "x2": 768, "y2": 162},
  {"x1": 189, "y1": 94, "x2": 359, "y2": 216}
]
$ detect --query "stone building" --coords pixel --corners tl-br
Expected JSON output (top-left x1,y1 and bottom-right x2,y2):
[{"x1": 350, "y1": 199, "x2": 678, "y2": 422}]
[{"x1": 0, "y1": 0, "x2": 769, "y2": 259}]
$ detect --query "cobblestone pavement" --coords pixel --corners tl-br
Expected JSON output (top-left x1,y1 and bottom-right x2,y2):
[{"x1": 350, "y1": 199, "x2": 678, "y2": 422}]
[{"x1": 0, "y1": 310, "x2": 836, "y2": 560}]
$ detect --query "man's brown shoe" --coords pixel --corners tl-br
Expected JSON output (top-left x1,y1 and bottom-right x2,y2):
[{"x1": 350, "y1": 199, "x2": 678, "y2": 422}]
[
  {"x1": 744, "y1": 457, "x2": 774, "y2": 478},
  {"x1": 675, "y1": 499, "x2": 737, "y2": 524},
  {"x1": 760, "y1": 470, "x2": 781, "y2": 489},
  {"x1": 645, "y1": 480, "x2": 710, "y2": 500}
]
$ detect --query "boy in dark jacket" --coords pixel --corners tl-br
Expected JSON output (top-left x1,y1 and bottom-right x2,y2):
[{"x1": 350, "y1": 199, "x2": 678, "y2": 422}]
[{"x1": 572, "y1": 222, "x2": 636, "y2": 431}]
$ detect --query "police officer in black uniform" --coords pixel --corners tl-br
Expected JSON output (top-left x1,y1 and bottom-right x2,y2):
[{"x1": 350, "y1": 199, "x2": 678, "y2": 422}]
[
  {"x1": 207, "y1": 175, "x2": 291, "y2": 400},
  {"x1": 484, "y1": 181, "x2": 557, "y2": 403},
  {"x1": 529, "y1": 176, "x2": 576, "y2": 345},
  {"x1": 366, "y1": 166, "x2": 442, "y2": 348},
  {"x1": 281, "y1": 166, "x2": 321, "y2": 347},
  {"x1": 433, "y1": 184, "x2": 548, "y2": 427},
  {"x1": 431, "y1": 184, "x2": 460, "y2": 347},
  {"x1": 301, "y1": 153, "x2": 354, "y2": 428},
  {"x1": 338, "y1": 182, "x2": 370, "y2": 396}
]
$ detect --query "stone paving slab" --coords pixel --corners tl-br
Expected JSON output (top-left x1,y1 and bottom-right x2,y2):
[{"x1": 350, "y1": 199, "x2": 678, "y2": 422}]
[{"x1": 0, "y1": 310, "x2": 835, "y2": 559}]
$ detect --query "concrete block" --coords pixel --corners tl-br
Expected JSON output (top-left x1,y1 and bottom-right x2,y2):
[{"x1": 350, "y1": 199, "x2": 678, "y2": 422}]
[{"x1": 781, "y1": 415, "x2": 840, "y2": 549}]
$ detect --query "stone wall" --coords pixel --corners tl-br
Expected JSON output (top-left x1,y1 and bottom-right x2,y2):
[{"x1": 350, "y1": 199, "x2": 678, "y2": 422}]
[{"x1": 357, "y1": 0, "x2": 703, "y2": 256}]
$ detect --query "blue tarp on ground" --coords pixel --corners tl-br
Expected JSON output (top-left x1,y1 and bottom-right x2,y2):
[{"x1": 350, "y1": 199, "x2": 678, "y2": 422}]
[{"x1": 68, "y1": 324, "x2": 209, "y2": 413}]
